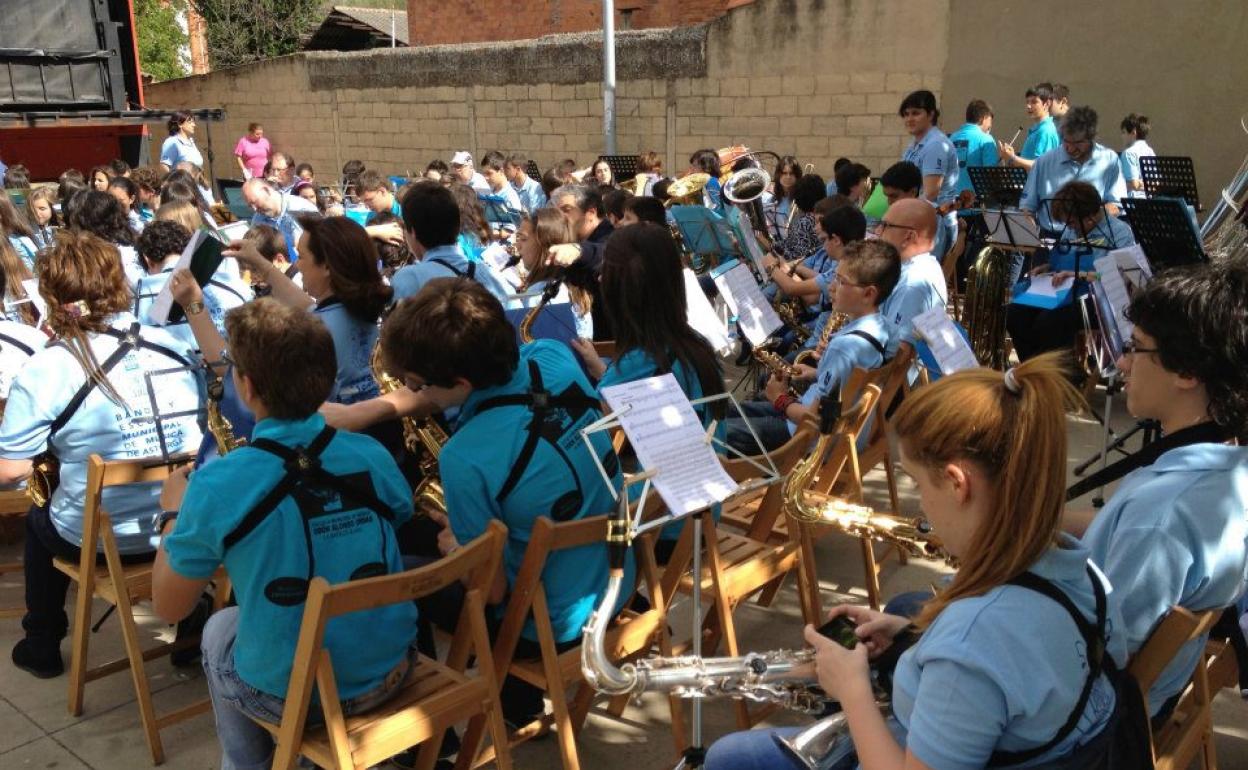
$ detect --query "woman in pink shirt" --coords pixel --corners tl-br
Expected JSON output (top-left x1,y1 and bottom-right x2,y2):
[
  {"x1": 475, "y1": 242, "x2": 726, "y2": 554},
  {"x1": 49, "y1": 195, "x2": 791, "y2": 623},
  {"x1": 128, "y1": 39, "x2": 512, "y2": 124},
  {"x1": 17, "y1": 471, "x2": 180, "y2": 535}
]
[{"x1": 233, "y1": 123, "x2": 271, "y2": 180}]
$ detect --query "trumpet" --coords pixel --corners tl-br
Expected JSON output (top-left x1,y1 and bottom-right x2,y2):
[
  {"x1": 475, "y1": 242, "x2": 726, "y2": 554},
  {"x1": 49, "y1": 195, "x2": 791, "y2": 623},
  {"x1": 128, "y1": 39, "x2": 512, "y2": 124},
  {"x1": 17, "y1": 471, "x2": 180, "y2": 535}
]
[{"x1": 369, "y1": 344, "x2": 447, "y2": 518}]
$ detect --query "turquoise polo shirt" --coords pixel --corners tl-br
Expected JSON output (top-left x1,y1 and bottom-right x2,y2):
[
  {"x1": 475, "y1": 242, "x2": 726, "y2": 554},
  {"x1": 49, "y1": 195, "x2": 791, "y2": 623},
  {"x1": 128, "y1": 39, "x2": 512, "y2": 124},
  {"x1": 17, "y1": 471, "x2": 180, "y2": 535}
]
[
  {"x1": 880, "y1": 252, "x2": 948, "y2": 358},
  {"x1": 1021, "y1": 116, "x2": 1060, "y2": 160},
  {"x1": 892, "y1": 536, "x2": 1126, "y2": 769},
  {"x1": 442, "y1": 340, "x2": 628, "y2": 643},
  {"x1": 1020, "y1": 143, "x2": 1128, "y2": 233},
  {"x1": 1083, "y1": 442, "x2": 1248, "y2": 716},
  {"x1": 363, "y1": 197, "x2": 402, "y2": 224},
  {"x1": 164, "y1": 413, "x2": 417, "y2": 699},
  {"x1": 949, "y1": 123, "x2": 1000, "y2": 195}
]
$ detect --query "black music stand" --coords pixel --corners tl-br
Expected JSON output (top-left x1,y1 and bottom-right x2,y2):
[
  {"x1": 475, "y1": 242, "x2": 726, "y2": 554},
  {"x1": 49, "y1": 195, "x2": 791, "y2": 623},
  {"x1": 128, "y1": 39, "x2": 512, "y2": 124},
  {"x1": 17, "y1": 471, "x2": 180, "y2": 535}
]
[
  {"x1": 968, "y1": 166, "x2": 1028, "y2": 209},
  {"x1": 524, "y1": 160, "x2": 542, "y2": 183},
  {"x1": 1140, "y1": 156, "x2": 1201, "y2": 211},
  {"x1": 598, "y1": 154, "x2": 640, "y2": 181},
  {"x1": 1120, "y1": 197, "x2": 1206, "y2": 269}
]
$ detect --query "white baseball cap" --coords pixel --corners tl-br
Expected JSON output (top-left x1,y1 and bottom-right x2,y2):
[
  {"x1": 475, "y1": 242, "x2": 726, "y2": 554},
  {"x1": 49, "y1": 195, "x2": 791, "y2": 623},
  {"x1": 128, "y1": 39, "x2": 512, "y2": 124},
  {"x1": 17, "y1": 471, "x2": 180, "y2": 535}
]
[{"x1": 450, "y1": 151, "x2": 473, "y2": 166}]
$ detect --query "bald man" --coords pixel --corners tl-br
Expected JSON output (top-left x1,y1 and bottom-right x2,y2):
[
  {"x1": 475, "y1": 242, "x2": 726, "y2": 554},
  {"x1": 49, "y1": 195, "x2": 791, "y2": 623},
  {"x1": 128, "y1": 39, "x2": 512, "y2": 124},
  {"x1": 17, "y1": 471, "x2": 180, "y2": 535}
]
[
  {"x1": 874, "y1": 198, "x2": 947, "y2": 359},
  {"x1": 242, "y1": 178, "x2": 317, "y2": 263}
]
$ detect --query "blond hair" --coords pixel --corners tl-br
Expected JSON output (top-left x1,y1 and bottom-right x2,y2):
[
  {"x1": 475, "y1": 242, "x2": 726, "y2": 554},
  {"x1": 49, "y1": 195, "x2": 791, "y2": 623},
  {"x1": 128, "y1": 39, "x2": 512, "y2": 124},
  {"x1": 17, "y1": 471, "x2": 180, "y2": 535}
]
[{"x1": 890, "y1": 352, "x2": 1082, "y2": 628}]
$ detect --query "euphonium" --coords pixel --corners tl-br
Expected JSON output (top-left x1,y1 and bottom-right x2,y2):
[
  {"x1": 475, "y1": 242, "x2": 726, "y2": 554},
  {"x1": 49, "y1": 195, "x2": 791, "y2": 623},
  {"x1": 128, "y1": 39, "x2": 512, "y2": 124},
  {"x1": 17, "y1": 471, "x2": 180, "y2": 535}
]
[
  {"x1": 369, "y1": 344, "x2": 447, "y2": 518},
  {"x1": 206, "y1": 375, "x2": 245, "y2": 455},
  {"x1": 783, "y1": 393, "x2": 951, "y2": 562},
  {"x1": 665, "y1": 173, "x2": 711, "y2": 207},
  {"x1": 962, "y1": 245, "x2": 1012, "y2": 371}
]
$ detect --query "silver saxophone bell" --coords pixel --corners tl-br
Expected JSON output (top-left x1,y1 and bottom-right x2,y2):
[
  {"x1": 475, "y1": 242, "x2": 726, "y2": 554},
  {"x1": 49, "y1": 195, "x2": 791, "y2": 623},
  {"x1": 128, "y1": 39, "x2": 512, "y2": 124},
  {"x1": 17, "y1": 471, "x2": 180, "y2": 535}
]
[{"x1": 774, "y1": 702, "x2": 892, "y2": 769}]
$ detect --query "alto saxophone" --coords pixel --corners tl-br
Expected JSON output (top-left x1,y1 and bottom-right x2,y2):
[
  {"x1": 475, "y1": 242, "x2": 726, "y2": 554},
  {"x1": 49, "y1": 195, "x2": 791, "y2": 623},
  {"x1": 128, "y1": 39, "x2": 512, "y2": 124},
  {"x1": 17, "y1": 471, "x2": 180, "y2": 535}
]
[
  {"x1": 518, "y1": 276, "x2": 563, "y2": 344},
  {"x1": 369, "y1": 344, "x2": 447, "y2": 518},
  {"x1": 793, "y1": 311, "x2": 849, "y2": 368},
  {"x1": 206, "y1": 375, "x2": 246, "y2": 455}
]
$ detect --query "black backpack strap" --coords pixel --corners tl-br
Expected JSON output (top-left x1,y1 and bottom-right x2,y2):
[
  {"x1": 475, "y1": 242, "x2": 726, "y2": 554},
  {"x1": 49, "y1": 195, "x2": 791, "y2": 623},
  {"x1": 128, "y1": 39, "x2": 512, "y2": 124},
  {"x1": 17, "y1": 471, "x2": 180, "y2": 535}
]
[
  {"x1": 47, "y1": 323, "x2": 148, "y2": 437},
  {"x1": 988, "y1": 565, "x2": 1108, "y2": 767},
  {"x1": 474, "y1": 358, "x2": 601, "y2": 503},
  {"x1": 428, "y1": 257, "x2": 465, "y2": 277},
  {"x1": 0, "y1": 331, "x2": 35, "y2": 357},
  {"x1": 845, "y1": 329, "x2": 887, "y2": 359},
  {"x1": 223, "y1": 426, "x2": 396, "y2": 548}
]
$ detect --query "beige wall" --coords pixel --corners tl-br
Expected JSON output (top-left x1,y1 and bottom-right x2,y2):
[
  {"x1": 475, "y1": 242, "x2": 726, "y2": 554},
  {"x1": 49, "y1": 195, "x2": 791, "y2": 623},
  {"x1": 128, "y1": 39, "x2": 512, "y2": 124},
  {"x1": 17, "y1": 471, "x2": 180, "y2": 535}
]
[
  {"x1": 942, "y1": 0, "x2": 1248, "y2": 213},
  {"x1": 145, "y1": 0, "x2": 948, "y2": 186}
]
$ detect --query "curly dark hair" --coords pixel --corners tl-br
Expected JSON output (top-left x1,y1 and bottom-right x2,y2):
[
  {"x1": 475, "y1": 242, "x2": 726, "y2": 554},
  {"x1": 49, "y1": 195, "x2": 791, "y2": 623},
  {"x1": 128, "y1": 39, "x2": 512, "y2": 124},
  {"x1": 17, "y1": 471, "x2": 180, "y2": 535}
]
[
  {"x1": 67, "y1": 190, "x2": 134, "y2": 245},
  {"x1": 136, "y1": 219, "x2": 191, "y2": 269},
  {"x1": 1125, "y1": 260, "x2": 1248, "y2": 443},
  {"x1": 793, "y1": 173, "x2": 827, "y2": 213}
]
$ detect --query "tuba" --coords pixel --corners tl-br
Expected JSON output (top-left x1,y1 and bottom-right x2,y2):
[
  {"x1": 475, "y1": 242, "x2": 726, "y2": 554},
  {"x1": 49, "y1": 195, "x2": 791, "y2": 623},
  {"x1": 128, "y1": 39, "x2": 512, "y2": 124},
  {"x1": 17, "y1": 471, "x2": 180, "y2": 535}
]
[
  {"x1": 961, "y1": 245, "x2": 1013, "y2": 371},
  {"x1": 723, "y1": 166, "x2": 774, "y2": 252},
  {"x1": 665, "y1": 173, "x2": 711, "y2": 207},
  {"x1": 1202, "y1": 121, "x2": 1248, "y2": 261},
  {"x1": 369, "y1": 344, "x2": 447, "y2": 518}
]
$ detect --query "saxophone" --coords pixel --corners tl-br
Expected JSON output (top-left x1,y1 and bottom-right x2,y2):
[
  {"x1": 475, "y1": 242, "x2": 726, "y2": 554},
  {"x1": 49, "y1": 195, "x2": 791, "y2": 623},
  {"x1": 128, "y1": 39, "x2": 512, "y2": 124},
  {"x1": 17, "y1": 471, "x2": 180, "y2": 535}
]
[
  {"x1": 369, "y1": 344, "x2": 447, "y2": 518},
  {"x1": 206, "y1": 375, "x2": 246, "y2": 455},
  {"x1": 518, "y1": 277, "x2": 563, "y2": 344},
  {"x1": 793, "y1": 311, "x2": 850, "y2": 368}
]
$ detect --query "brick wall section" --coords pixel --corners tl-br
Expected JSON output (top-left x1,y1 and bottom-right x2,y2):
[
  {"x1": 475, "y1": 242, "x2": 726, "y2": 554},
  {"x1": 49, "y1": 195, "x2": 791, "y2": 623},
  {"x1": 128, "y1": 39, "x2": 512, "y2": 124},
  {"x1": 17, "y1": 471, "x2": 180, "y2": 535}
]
[
  {"x1": 405, "y1": 0, "x2": 744, "y2": 46},
  {"x1": 146, "y1": 0, "x2": 950, "y2": 185}
]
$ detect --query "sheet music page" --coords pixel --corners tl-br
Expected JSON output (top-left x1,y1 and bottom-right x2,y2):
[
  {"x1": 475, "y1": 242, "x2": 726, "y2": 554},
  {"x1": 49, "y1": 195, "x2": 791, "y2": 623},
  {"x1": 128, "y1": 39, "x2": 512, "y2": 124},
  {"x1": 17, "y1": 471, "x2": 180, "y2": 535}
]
[
  {"x1": 148, "y1": 229, "x2": 205, "y2": 324},
  {"x1": 1110, "y1": 244, "x2": 1151, "y2": 289},
  {"x1": 712, "y1": 262, "x2": 785, "y2": 347},
  {"x1": 683, "y1": 268, "x2": 732, "y2": 354},
  {"x1": 913, "y1": 307, "x2": 978, "y2": 374},
  {"x1": 601, "y1": 374, "x2": 738, "y2": 514},
  {"x1": 738, "y1": 222, "x2": 770, "y2": 277},
  {"x1": 215, "y1": 220, "x2": 250, "y2": 244},
  {"x1": 1093, "y1": 254, "x2": 1134, "y2": 340}
]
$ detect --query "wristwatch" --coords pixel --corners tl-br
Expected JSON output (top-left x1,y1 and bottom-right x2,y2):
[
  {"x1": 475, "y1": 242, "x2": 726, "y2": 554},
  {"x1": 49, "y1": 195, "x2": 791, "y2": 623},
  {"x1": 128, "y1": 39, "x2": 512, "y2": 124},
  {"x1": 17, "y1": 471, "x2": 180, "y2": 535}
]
[
  {"x1": 185, "y1": 300, "x2": 205, "y2": 317},
  {"x1": 157, "y1": 509, "x2": 179, "y2": 533}
]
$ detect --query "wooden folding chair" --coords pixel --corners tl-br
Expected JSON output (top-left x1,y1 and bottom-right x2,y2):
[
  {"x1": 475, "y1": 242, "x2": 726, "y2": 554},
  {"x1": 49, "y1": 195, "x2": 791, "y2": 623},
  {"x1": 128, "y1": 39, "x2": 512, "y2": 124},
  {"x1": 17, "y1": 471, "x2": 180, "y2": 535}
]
[
  {"x1": 1128, "y1": 605, "x2": 1222, "y2": 770},
  {"x1": 0, "y1": 487, "x2": 30, "y2": 620},
  {"x1": 461, "y1": 515, "x2": 675, "y2": 770},
  {"x1": 54, "y1": 453, "x2": 220, "y2": 764},
  {"x1": 257, "y1": 520, "x2": 512, "y2": 770},
  {"x1": 849, "y1": 347, "x2": 916, "y2": 521}
]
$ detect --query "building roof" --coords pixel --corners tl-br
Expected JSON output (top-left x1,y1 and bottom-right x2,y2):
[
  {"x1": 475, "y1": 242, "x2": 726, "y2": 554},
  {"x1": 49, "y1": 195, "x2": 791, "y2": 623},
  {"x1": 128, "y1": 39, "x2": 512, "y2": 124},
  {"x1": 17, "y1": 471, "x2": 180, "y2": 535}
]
[{"x1": 303, "y1": 6, "x2": 410, "y2": 51}]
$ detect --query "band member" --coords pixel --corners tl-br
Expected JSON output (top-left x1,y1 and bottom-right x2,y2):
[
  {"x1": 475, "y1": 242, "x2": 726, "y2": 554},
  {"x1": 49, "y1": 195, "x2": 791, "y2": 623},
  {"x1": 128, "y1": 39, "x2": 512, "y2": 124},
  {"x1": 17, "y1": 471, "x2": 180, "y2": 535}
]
[
  {"x1": 878, "y1": 161, "x2": 922, "y2": 207},
  {"x1": 153, "y1": 298, "x2": 418, "y2": 769},
  {"x1": 706, "y1": 354, "x2": 1128, "y2": 769},
  {"x1": 1069, "y1": 261, "x2": 1248, "y2": 717},
  {"x1": 688, "y1": 148, "x2": 725, "y2": 212},
  {"x1": 998, "y1": 82, "x2": 1061, "y2": 172},
  {"x1": 775, "y1": 174, "x2": 828, "y2": 260},
  {"x1": 1020, "y1": 106, "x2": 1127, "y2": 236},
  {"x1": 1006, "y1": 181, "x2": 1136, "y2": 362},
  {"x1": 513, "y1": 208, "x2": 594, "y2": 339},
  {"x1": 875, "y1": 199, "x2": 946, "y2": 361},
  {"x1": 379, "y1": 277, "x2": 626, "y2": 726},
  {"x1": 949, "y1": 99, "x2": 999, "y2": 197},
  {"x1": 763, "y1": 155, "x2": 803, "y2": 243},
  {"x1": 1119, "y1": 113, "x2": 1155, "y2": 198},
  {"x1": 726, "y1": 240, "x2": 897, "y2": 453},
  {"x1": 1, "y1": 231, "x2": 203, "y2": 678},
  {"x1": 899, "y1": 90, "x2": 960, "y2": 260},
  {"x1": 766, "y1": 202, "x2": 865, "y2": 312}
]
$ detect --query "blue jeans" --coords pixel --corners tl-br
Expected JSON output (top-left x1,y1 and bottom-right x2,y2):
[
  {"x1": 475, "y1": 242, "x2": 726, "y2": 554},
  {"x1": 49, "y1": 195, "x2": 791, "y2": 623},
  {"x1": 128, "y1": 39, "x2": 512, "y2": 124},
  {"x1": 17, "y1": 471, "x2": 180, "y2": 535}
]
[
  {"x1": 202, "y1": 607, "x2": 416, "y2": 770},
  {"x1": 725, "y1": 399, "x2": 794, "y2": 456},
  {"x1": 704, "y1": 715, "x2": 909, "y2": 770}
]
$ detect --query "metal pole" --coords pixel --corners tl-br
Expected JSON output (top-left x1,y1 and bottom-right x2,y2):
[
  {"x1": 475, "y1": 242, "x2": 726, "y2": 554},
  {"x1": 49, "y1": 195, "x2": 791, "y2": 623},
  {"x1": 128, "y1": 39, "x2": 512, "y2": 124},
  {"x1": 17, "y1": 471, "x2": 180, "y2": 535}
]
[
  {"x1": 391, "y1": 2, "x2": 397, "y2": 48},
  {"x1": 602, "y1": 0, "x2": 617, "y2": 155}
]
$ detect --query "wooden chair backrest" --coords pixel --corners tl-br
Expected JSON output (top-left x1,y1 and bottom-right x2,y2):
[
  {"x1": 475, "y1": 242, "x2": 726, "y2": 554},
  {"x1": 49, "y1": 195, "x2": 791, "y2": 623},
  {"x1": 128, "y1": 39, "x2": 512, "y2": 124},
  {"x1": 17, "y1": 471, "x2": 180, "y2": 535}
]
[
  {"x1": 810, "y1": 370, "x2": 884, "y2": 497},
  {"x1": 82, "y1": 453, "x2": 194, "y2": 558},
  {"x1": 1128, "y1": 605, "x2": 1221, "y2": 695}
]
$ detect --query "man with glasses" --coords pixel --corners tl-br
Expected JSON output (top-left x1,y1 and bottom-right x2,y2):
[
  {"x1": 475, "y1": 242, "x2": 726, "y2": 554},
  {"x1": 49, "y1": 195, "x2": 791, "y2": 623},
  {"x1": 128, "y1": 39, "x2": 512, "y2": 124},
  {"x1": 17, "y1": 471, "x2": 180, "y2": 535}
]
[
  {"x1": 725, "y1": 239, "x2": 898, "y2": 454},
  {"x1": 875, "y1": 198, "x2": 947, "y2": 360},
  {"x1": 1067, "y1": 260, "x2": 1248, "y2": 719},
  {"x1": 1019, "y1": 106, "x2": 1127, "y2": 236},
  {"x1": 264, "y1": 151, "x2": 297, "y2": 193}
]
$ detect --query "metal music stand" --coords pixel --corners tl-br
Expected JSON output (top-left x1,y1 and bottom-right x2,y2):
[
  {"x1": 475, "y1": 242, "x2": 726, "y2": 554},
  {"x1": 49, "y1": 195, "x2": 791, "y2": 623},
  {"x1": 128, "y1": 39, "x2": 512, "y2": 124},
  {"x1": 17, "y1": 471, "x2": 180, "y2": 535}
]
[
  {"x1": 1120, "y1": 198, "x2": 1206, "y2": 269},
  {"x1": 598, "y1": 154, "x2": 641, "y2": 181},
  {"x1": 524, "y1": 160, "x2": 542, "y2": 183},
  {"x1": 670, "y1": 205, "x2": 743, "y2": 274},
  {"x1": 1140, "y1": 156, "x2": 1201, "y2": 211},
  {"x1": 967, "y1": 166, "x2": 1028, "y2": 209}
]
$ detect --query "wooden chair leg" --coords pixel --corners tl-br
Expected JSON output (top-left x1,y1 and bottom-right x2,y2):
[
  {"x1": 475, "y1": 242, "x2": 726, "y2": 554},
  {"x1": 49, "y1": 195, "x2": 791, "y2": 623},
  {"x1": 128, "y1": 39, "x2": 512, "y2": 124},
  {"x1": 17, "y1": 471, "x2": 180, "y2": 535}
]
[
  {"x1": 485, "y1": 703, "x2": 514, "y2": 770},
  {"x1": 65, "y1": 564, "x2": 94, "y2": 717},
  {"x1": 754, "y1": 574, "x2": 786, "y2": 608},
  {"x1": 571, "y1": 683, "x2": 598, "y2": 729},
  {"x1": 104, "y1": 540, "x2": 165, "y2": 765},
  {"x1": 535, "y1": 591, "x2": 579, "y2": 770}
]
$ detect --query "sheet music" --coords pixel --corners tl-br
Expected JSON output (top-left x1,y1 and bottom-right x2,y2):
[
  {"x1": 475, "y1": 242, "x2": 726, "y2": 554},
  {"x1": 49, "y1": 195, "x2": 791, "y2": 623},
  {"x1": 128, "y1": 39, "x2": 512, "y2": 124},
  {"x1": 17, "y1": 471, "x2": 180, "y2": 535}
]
[
  {"x1": 601, "y1": 374, "x2": 738, "y2": 514},
  {"x1": 913, "y1": 307, "x2": 978, "y2": 374},
  {"x1": 683, "y1": 268, "x2": 732, "y2": 354},
  {"x1": 712, "y1": 262, "x2": 784, "y2": 347},
  {"x1": 1093, "y1": 254, "x2": 1134, "y2": 340},
  {"x1": 1110, "y1": 244, "x2": 1151, "y2": 289},
  {"x1": 148, "y1": 229, "x2": 205, "y2": 324},
  {"x1": 215, "y1": 220, "x2": 250, "y2": 244},
  {"x1": 983, "y1": 210, "x2": 1042, "y2": 248},
  {"x1": 738, "y1": 222, "x2": 769, "y2": 277}
]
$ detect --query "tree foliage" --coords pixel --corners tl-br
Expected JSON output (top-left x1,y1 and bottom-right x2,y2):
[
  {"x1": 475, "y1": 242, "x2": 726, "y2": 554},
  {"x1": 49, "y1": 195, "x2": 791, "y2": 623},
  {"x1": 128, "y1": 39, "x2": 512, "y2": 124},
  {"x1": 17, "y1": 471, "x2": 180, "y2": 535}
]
[
  {"x1": 135, "y1": 0, "x2": 189, "y2": 82},
  {"x1": 190, "y1": 0, "x2": 324, "y2": 70}
]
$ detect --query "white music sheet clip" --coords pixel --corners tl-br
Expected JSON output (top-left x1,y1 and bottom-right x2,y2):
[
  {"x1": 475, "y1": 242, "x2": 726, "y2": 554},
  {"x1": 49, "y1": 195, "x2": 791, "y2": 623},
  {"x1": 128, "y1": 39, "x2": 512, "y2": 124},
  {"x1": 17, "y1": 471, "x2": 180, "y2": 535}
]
[{"x1": 703, "y1": 419, "x2": 719, "y2": 445}]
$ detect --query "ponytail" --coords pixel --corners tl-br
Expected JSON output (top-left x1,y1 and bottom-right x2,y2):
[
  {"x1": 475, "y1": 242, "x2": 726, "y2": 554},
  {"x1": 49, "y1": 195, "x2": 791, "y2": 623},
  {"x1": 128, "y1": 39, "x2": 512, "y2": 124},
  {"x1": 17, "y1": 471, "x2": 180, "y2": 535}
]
[{"x1": 890, "y1": 352, "x2": 1082, "y2": 629}]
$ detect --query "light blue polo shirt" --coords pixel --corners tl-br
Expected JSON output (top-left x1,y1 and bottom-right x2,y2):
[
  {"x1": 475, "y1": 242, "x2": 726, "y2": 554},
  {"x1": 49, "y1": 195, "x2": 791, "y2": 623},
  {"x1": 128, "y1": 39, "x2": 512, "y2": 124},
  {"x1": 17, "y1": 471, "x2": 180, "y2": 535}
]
[
  {"x1": 512, "y1": 176, "x2": 547, "y2": 214},
  {"x1": 442, "y1": 340, "x2": 628, "y2": 643},
  {"x1": 160, "y1": 134, "x2": 203, "y2": 169},
  {"x1": 902, "y1": 126, "x2": 960, "y2": 207},
  {"x1": 795, "y1": 313, "x2": 888, "y2": 427},
  {"x1": 1020, "y1": 144, "x2": 1128, "y2": 233},
  {"x1": 949, "y1": 123, "x2": 1000, "y2": 195},
  {"x1": 164, "y1": 413, "x2": 417, "y2": 699},
  {"x1": 250, "y1": 193, "x2": 318, "y2": 263},
  {"x1": 311, "y1": 298, "x2": 381, "y2": 406},
  {"x1": 1082, "y1": 442, "x2": 1248, "y2": 715},
  {"x1": 391, "y1": 243, "x2": 514, "y2": 307},
  {"x1": 892, "y1": 536, "x2": 1126, "y2": 769},
  {"x1": 880, "y1": 252, "x2": 948, "y2": 358},
  {"x1": 1046, "y1": 213, "x2": 1137, "y2": 274},
  {"x1": 1120, "y1": 139, "x2": 1156, "y2": 199},
  {"x1": 133, "y1": 263, "x2": 253, "y2": 351},
  {"x1": 1021, "y1": 116, "x2": 1060, "y2": 160},
  {"x1": 8, "y1": 235, "x2": 37, "y2": 271},
  {"x1": 0, "y1": 313, "x2": 203, "y2": 553},
  {"x1": 0, "y1": 320, "x2": 47, "y2": 399}
]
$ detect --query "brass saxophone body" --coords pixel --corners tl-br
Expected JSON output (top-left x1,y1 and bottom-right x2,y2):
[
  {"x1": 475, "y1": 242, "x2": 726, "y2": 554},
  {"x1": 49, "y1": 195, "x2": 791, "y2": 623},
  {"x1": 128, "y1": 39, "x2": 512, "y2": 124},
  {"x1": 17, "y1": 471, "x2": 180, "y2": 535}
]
[
  {"x1": 793, "y1": 311, "x2": 849, "y2": 368},
  {"x1": 518, "y1": 277, "x2": 563, "y2": 344},
  {"x1": 370, "y1": 344, "x2": 446, "y2": 518},
  {"x1": 206, "y1": 376, "x2": 246, "y2": 455}
]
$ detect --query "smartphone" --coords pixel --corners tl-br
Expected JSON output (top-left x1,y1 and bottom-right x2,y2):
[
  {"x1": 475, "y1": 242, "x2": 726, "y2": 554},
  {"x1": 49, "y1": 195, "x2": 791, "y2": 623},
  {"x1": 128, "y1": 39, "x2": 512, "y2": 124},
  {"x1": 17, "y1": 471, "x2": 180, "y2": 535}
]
[{"x1": 817, "y1": 615, "x2": 859, "y2": 649}]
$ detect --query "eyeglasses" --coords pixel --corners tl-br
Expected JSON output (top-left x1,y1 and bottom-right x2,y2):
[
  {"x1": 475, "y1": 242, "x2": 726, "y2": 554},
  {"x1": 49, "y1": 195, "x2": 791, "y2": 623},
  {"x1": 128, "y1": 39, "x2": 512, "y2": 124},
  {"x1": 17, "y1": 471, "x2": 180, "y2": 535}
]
[
  {"x1": 833, "y1": 272, "x2": 867, "y2": 288},
  {"x1": 874, "y1": 220, "x2": 917, "y2": 234},
  {"x1": 1122, "y1": 339, "x2": 1159, "y2": 356}
]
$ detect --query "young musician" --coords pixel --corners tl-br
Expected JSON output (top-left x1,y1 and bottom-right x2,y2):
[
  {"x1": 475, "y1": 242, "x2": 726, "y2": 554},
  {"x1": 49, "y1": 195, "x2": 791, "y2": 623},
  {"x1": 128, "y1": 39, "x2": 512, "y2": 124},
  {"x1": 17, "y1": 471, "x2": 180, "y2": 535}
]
[
  {"x1": 514, "y1": 208, "x2": 594, "y2": 338},
  {"x1": 503, "y1": 152, "x2": 547, "y2": 213},
  {"x1": 1069, "y1": 261, "x2": 1248, "y2": 717},
  {"x1": 878, "y1": 161, "x2": 922, "y2": 207},
  {"x1": 379, "y1": 277, "x2": 626, "y2": 726},
  {"x1": 775, "y1": 173, "x2": 828, "y2": 260},
  {"x1": 1, "y1": 231, "x2": 203, "y2": 678},
  {"x1": 763, "y1": 155, "x2": 802, "y2": 243},
  {"x1": 949, "y1": 99, "x2": 999, "y2": 197},
  {"x1": 726, "y1": 240, "x2": 898, "y2": 453},
  {"x1": 1119, "y1": 113, "x2": 1156, "y2": 198},
  {"x1": 998, "y1": 82, "x2": 1061, "y2": 172},
  {"x1": 706, "y1": 355, "x2": 1128, "y2": 770},
  {"x1": 875, "y1": 199, "x2": 947, "y2": 360},
  {"x1": 899, "y1": 90, "x2": 960, "y2": 260},
  {"x1": 153, "y1": 298, "x2": 418, "y2": 769},
  {"x1": 766, "y1": 200, "x2": 864, "y2": 311}
]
